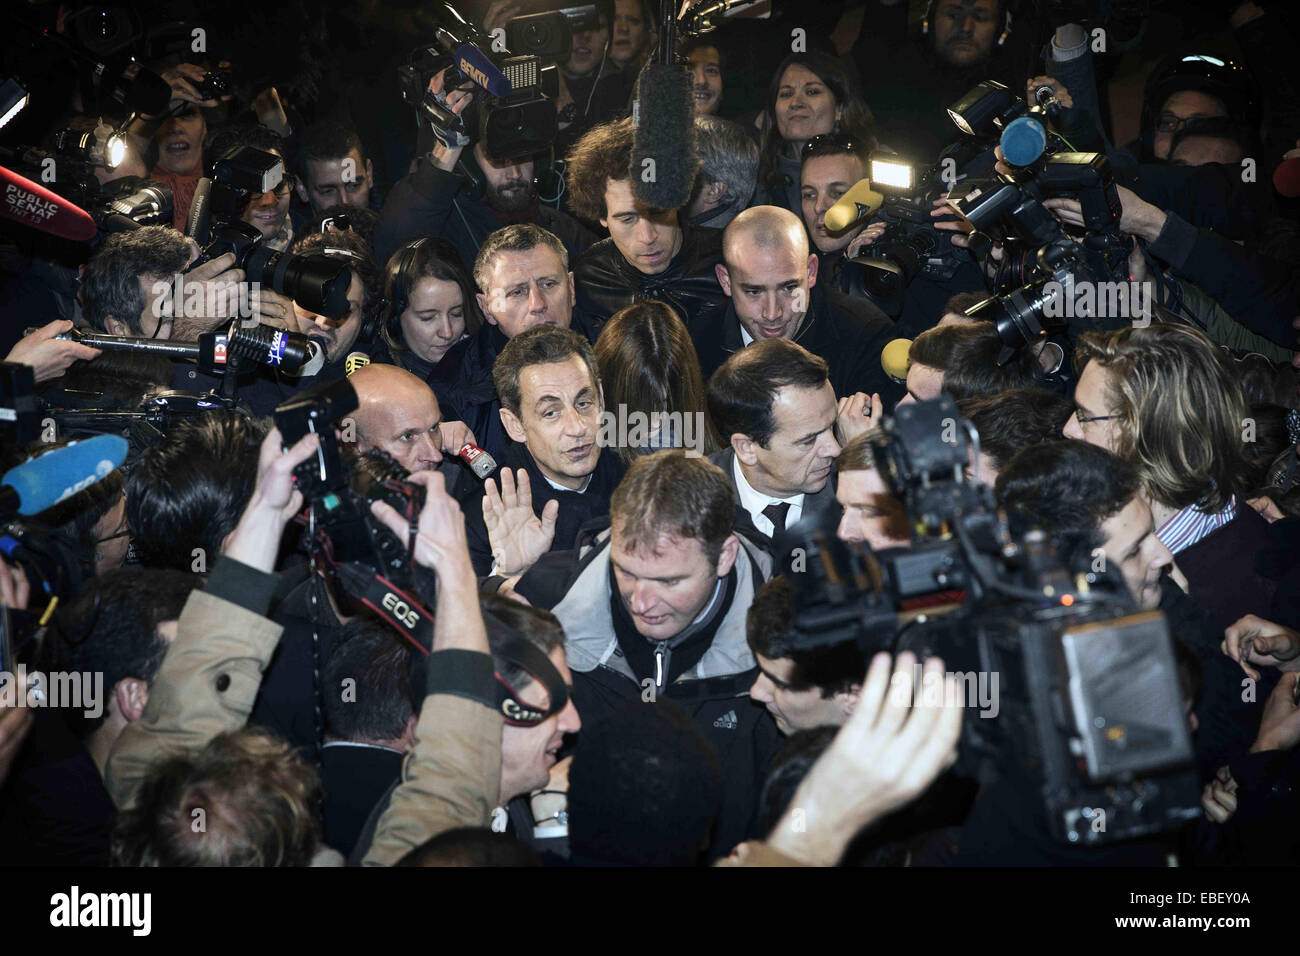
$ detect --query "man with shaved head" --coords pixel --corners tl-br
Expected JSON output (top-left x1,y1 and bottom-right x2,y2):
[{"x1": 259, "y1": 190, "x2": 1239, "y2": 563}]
[
  {"x1": 691, "y1": 205, "x2": 896, "y2": 400},
  {"x1": 348, "y1": 363, "x2": 448, "y2": 473}
]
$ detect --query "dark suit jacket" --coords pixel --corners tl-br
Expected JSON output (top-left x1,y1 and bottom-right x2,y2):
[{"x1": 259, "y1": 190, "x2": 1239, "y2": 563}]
[
  {"x1": 690, "y1": 284, "x2": 899, "y2": 403},
  {"x1": 707, "y1": 447, "x2": 838, "y2": 558},
  {"x1": 321, "y1": 742, "x2": 405, "y2": 859}
]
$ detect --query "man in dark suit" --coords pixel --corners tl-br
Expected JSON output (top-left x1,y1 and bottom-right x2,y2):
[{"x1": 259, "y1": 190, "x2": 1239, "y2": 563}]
[
  {"x1": 691, "y1": 205, "x2": 899, "y2": 404},
  {"x1": 320, "y1": 621, "x2": 416, "y2": 859},
  {"x1": 705, "y1": 338, "x2": 845, "y2": 556}
]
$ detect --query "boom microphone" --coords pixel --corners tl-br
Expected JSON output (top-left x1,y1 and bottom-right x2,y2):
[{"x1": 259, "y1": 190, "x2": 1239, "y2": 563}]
[
  {"x1": 630, "y1": 63, "x2": 700, "y2": 211},
  {"x1": 0, "y1": 165, "x2": 97, "y2": 241},
  {"x1": 0, "y1": 434, "x2": 129, "y2": 516},
  {"x1": 57, "y1": 324, "x2": 318, "y2": 374},
  {"x1": 824, "y1": 178, "x2": 885, "y2": 233}
]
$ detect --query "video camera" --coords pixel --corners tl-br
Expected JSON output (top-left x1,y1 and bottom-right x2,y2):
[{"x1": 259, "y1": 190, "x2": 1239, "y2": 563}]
[
  {"x1": 848, "y1": 155, "x2": 970, "y2": 316},
  {"x1": 0, "y1": 145, "x2": 173, "y2": 233},
  {"x1": 399, "y1": 2, "x2": 561, "y2": 162},
  {"x1": 185, "y1": 145, "x2": 353, "y2": 319},
  {"x1": 274, "y1": 379, "x2": 437, "y2": 650},
  {"x1": 778, "y1": 397, "x2": 1200, "y2": 845}
]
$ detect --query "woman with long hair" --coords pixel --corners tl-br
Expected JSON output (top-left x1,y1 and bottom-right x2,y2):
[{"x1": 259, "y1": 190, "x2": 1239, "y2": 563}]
[
  {"x1": 755, "y1": 51, "x2": 877, "y2": 215},
  {"x1": 594, "y1": 300, "x2": 722, "y2": 464}
]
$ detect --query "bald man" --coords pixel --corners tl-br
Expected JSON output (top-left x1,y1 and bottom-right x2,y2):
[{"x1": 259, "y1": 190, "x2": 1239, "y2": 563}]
[
  {"x1": 348, "y1": 363, "x2": 473, "y2": 475},
  {"x1": 691, "y1": 205, "x2": 896, "y2": 400}
]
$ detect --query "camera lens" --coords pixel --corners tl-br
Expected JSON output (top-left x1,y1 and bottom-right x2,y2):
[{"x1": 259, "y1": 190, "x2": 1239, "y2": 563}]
[{"x1": 244, "y1": 247, "x2": 353, "y2": 319}]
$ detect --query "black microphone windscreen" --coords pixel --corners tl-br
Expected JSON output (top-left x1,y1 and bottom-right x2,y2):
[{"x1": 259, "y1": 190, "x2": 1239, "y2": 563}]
[{"x1": 630, "y1": 64, "x2": 699, "y2": 211}]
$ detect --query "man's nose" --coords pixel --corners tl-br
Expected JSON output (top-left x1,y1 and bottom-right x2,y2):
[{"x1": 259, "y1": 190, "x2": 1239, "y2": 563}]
[
  {"x1": 837, "y1": 510, "x2": 860, "y2": 543},
  {"x1": 417, "y1": 433, "x2": 443, "y2": 467},
  {"x1": 558, "y1": 697, "x2": 581, "y2": 734},
  {"x1": 1062, "y1": 412, "x2": 1083, "y2": 440},
  {"x1": 527, "y1": 283, "x2": 547, "y2": 313},
  {"x1": 749, "y1": 672, "x2": 774, "y2": 704},
  {"x1": 817, "y1": 431, "x2": 841, "y2": 460},
  {"x1": 635, "y1": 216, "x2": 657, "y2": 245},
  {"x1": 761, "y1": 292, "x2": 780, "y2": 320},
  {"x1": 629, "y1": 581, "x2": 656, "y2": 614}
]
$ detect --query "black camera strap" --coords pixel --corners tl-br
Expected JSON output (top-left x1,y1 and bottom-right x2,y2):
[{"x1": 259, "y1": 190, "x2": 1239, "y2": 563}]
[
  {"x1": 331, "y1": 561, "x2": 436, "y2": 653},
  {"x1": 488, "y1": 626, "x2": 569, "y2": 727}
]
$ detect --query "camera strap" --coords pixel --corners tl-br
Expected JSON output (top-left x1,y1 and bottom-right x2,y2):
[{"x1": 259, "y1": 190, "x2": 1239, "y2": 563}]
[
  {"x1": 331, "y1": 561, "x2": 436, "y2": 653},
  {"x1": 487, "y1": 623, "x2": 569, "y2": 727}
]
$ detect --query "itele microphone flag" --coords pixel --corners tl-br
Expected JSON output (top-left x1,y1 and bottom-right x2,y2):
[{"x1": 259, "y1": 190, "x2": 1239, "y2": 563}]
[{"x1": 0, "y1": 165, "x2": 97, "y2": 241}]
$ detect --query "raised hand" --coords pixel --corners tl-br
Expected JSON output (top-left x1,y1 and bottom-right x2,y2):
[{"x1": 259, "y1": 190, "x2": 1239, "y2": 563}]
[
  {"x1": 1222, "y1": 615, "x2": 1300, "y2": 681},
  {"x1": 483, "y1": 468, "x2": 558, "y2": 577}
]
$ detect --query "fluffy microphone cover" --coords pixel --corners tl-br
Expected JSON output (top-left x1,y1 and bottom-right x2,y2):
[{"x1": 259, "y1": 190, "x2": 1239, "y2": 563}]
[{"x1": 630, "y1": 64, "x2": 700, "y2": 211}]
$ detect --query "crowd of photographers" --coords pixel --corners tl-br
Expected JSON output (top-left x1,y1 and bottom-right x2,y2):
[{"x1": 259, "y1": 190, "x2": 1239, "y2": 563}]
[{"x1": 0, "y1": 0, "x2": 1299, "y2": 868}]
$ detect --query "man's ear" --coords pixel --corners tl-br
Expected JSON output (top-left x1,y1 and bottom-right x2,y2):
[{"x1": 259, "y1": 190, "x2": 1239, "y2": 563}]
[
  {"x1": 715, "y1": 262, "x2": 732, "y2": 296},
  {"x1": 499, "y1": 406, "x2": 527, "y2": 444},
  {"x1": 364, "y1": 158, "x2": 375, "y2": 187},
  {"x1": 715, "y1": 533, "x2": 740, "y2": 578},
  {"x1": 116, "y1": 677, "x2": 149, "y2": 723},
  {"x1": 705, "y1": 180, "x2": 727, "y2": 207},
  {"x1": 806, "y1": 251, "x2": 819, "y2": 290},
  {"x1": 294, "y1": 176, "x2": 310, "y2": 205},
  {"x1": 568, "y1": 271, "x2": 576, "y2": 307},
  {"x1": 834, "y1": 682, "x2": 861, "y2": 721},
  {"x1": 478, "y1": 292, "x2": 499, "y2": 326},
  {"x1": 731, "y1": 432, "x2": 758, "y2": 466},
  {"x1": 103, "y1": 316, "x2": 128, "y2": 337}
]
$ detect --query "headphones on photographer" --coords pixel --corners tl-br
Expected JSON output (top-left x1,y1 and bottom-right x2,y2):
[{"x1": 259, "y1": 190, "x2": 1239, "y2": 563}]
[{"x1": 921, "y1": 0, "x2": 1011, "y2": 48}]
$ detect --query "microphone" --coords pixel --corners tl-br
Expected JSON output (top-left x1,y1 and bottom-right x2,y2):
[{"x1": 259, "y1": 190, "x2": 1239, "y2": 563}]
[
  {"x1": 880, "y1": 338, "x2": 912, "y2": 383},
  {"x1": 630, "y1": 63, "x2": 700, "y2": 211},
  {"x1": 1273, "y1": 157, "x2": 1300, "y2": 199},
  {"x1": 1000, "y1": 116, "x2": 1048, "y2": 167},
  {"x1": 345, "y1": 351, "x2": 371, "y2": 377},
  {"x1": 824, "y1": 178, "x2": 885, "y2": 233},
  {"x1": 0, "y1": 165, "x2": 97, "y2": 241},
  {"x1": 0, "y1": 434, "x2": 129, "y2": 516},
  {"x1": 57, "y1": 324, "x2": 317, "y2": 374},
  {"x1": 458, "y1": 442, "x2": 498, "y2": 480}
]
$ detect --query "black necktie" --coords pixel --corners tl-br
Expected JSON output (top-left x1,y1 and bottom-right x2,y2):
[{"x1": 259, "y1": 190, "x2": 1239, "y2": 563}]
[{"x1": 762, "y1": 502, "x2": 791, "y2": 537}]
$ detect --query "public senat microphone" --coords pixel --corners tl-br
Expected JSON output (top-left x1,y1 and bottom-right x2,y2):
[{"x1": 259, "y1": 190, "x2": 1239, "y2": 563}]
[
  {"x1": 824, "y1": 178, "x2": 885, "y2": 233},
  {"x1": 0, "y1": 434, "x2": 129, "y2": 517},
  {"x1": 880, "y1": 338, "x2": 913, "y2": 383},
  {"x1": 1273, "y1": 157, "x2": 1300, "y2": 199},
  {"x1": 458, "y1": 443, "x2": 498, "y2": 479},
  {"x1": 630, "y1": 63, "x2": 700, "y2": 211},
  {"x1": 0, "y1": 165, "x2": 97, "y2": 241}
]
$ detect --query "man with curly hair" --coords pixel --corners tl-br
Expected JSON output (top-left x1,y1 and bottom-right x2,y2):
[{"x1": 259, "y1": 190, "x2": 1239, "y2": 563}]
[{"x1": 565, "y1": 118, "x2": 726, "y2": 330}]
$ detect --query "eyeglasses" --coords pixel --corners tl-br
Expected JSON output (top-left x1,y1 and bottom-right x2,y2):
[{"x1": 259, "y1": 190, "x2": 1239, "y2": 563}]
[
  {"x1": 1153, "y1": 112, "x2": 1222, "y2": 134},
  {"x1": 1074, "y1": 410, "x2": 1117, "y2": 425},
  {"x1": 801, "y1": 133, "x2": 863, "y2": 160}
]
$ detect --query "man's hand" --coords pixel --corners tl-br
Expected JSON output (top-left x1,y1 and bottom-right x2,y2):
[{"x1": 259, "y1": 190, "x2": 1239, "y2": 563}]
[
  {"x1": 483, "y1": 469, "x2": 558, "y2": 577},
  {"x1": 1222, "y1": 615, "x2": 1300, "y2": 680},
  {"x1": 246, "y1": 287, "x2": 297, "y2": 330},
  {"x1": 171, "y1": 253, "x2": 247, "y2": 338},
  {"x1": 6, "y1": 320, "x2": 100, "y2": 383},
  {"x1": 1043, "y1": 184, "x2": 1167, "y2": 241},
  {"x1": 370, "y1": 470, "x2": 474, "y2": 580},
  {"x1": 1246, "y1": 495, "x2": 1284, "y2": 524},
  {"x1": 1250, "y1": 672, "x2": 1300, "y2": 754},
  {"x1": 844, "y1": 222, "x2": 886, "y2": 259},
  {"x1": 223, "y1": 428, "x2": 320, "y2": 572},
  {"x1": 252, "y1": 86, "x2": 291, "y2": 137},
  {"x1": 481, "y1": 0, "x2": 522, "y2": 33},
  {"x1": 427, "y1": 68, "x2": 475, "y2": 172},
  {"x1": 1026, "y1": 75, "x2": 1073, "y2": 110},
  {"x1": 835, "y1": 391, "x2": 881, "y2": 446},
  {"x1": 766, "y1": 652, "x2": 962, "y2": 865},
  {"x1": 437, "y1": 421, "x2": 477, "y2": 456},
  {"x1": 156, "y1": 63, "x2": 223, "y2": 109},
  {"x1": 1201, "y1": 765, "x2": 1239, "y2": 824}
]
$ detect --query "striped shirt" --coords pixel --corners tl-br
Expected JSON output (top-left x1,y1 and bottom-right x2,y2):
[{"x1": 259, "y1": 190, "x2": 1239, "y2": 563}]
[{"x1": 1155, "y1": 495, "x2": 1238, "y2": 555}]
